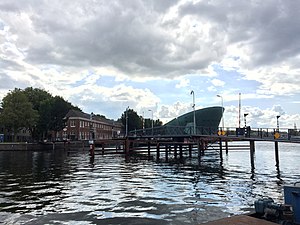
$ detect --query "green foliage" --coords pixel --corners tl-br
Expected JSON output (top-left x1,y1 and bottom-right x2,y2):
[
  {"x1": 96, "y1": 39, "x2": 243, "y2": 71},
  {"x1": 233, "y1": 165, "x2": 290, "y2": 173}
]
[
  {"x1": 0, "y1": 87, "x2": 81, "y2": 141},
  {"x1": 120, "y1": 108, "x2": 143, "y2": 132},
  {"x1": 120, "y1": 108, "x2": 163, "y2": 133},
  {"x1": 0, "y1": 88, "x2": 39, "y2": 141}
]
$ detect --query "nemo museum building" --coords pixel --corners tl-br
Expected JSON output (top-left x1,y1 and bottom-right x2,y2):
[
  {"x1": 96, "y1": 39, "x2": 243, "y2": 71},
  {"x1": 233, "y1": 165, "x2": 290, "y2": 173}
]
[{"x1": 134, "y1": 106, "x2": 224, "y2": 136}]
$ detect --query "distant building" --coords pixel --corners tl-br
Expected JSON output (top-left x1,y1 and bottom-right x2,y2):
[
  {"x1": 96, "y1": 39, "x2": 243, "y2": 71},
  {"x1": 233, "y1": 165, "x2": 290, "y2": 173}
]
[{"x1": 56, "y1": 109, "x2": 123, "y2": 141}]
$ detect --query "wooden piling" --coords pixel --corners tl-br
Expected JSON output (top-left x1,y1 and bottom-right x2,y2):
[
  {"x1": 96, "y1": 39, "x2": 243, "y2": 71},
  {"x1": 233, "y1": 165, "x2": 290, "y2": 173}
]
[
  {"x1": 89, "y1": 142, "x2": 95, "y2": 156},
  {"x1": 250, "y1": 140, "x2": 255, "y2": 170},
  {"x1": 174, "y1": 145, "x2": 177, "y2": 159},
  {"x1": 102, "y1": 142, "x2": 105, "y2": 155},
  {"x1": 225, "y1": 141, "x2": 228, "y2": 154},
  {"x1": 275, "y1": 141, "x2": 279, "y2": 167},
  {"x1": 125, "y1": 138, "x2": 130, "y2": 155},
  {"x1": 188, "y1": 144, "x2": 192, "y2": 158},
  {"x1": 165, "y1": 145, "x2": 168, "y2": 161},
  {"x1": 179, "y1": 144, "x2": 183, "y2": 159},
  {"x1": 156, "y1": 142, "x2": 160, "y2": 160},
  {"x1": 147, "y1": 140, "x2": 151, "y2": 158},
  {"x1": 197, "y1": 140, "x2": 202, "y2": 160},
  {"x1": 219, "y1": 139, "x2": 223, "y2": 160}
]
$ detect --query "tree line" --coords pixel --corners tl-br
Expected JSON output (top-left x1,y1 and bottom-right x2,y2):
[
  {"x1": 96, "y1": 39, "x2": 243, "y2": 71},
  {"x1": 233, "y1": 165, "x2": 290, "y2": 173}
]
[
  {"x1": 0, "y1": 87, "x2": 80, "y2": 141},
  {"x1": 0, "y1": 87, "x2": 163, "y2": 142}
]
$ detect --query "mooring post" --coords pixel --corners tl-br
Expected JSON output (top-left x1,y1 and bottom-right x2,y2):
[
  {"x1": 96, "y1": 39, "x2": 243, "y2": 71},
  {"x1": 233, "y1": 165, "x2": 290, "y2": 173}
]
[
  {"x1": 197, "y1": 141, "x2": 201, "y2": 159},
  {"x1": 275, "y1": 141, "x2": 279, "y2": 167},
  {"x1": 188, "y1": 144, "x2": 192, "y2": 158},
  {"x1": 219, "y1": 138, "x2": 223, "y2": 160},
  {"x1": 250, "y1": 140, "x2": 255, "y2": 170},
  {"x1": 102, "y1": 142, "x2": 105, "y2": 155},
  {"x1": 147, "y1": 139, "x2": 151, "y2": 158},
  {"x1": 202, "y1": 140, "x2": 206, "y2": 155},
  {"x1": 225, "y1": 141, "x2": 228, "y2": 154},
  {"x1": 156, "y1": 142, "x2": 160, "y2": 160},
  {"x1": 179, "y1": 144, "x2": 183, "y2": 159},
  {"x1": 174, "y1": 144, "x2": 177, "y2": 159},
  {"x1": 89, "y1": 140, "x2": 95, "y2": 157},
  {"x1": 125, "y1": 138, "x2": 130, "y2": 155},
  {"x1": 165, "y1": 145, "x2": 168, "y2": 161}
]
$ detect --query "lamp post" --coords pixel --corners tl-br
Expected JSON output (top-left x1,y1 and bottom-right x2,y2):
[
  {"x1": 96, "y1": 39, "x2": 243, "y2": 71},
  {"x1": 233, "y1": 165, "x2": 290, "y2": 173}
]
[
  {"x1": 190, "y1": 90, "x2": 196, "y2": 135},
  {"x1": 244, "y1": 113, "x2": 248, "y2": 137},
  {"x1": 276, "y1": 115, "x2": 280, "y2": 132},
  {"x1": 148, "y1": 109, "x2": 153, "y2": 136},
  {"x1": 244, "y1": 113, "x2": 248, "y2": 128},
  {"x1": 125, "y1": 106, "x2": 129, "y2": 137},
  {"x1": 217, "y1": 95, "x2": 224, "y2": 134}
]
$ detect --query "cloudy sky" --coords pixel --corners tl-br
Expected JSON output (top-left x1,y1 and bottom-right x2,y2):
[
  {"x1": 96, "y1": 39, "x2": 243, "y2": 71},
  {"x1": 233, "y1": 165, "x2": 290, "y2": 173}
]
[{"x1": 1, "y1": 0, "x2": 300, "y2": 129}]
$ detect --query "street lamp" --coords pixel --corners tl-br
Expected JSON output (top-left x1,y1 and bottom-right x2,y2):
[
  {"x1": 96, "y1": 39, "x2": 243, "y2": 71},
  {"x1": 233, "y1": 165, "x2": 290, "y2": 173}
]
[
  {"x1": 190, "y1": 90, "x2": 196, "y2": 135},
  {"x1": 217, "y1": 94, "x2": 224, "y2": 134},
  {"x1": 244, "y1": 113, "x2": 248, "y2": 128},
  {"x1": 244, "y1": 113, "x2": 248, "y2": 137},
  {"x1": 125, "y1": 106, "x2": 129, "y2": 137},
  {"x1": 148, "y1": 109, "x2": 153, "y2": 136},
  {"x1": 276, "y1": 115, "x2": 281, "y2": 132}
]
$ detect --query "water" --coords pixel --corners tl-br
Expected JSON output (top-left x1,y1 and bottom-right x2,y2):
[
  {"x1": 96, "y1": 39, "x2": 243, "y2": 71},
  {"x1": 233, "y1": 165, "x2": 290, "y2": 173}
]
[{"x1": 0, "y1": 141, "x2": 299, "y2": 224}]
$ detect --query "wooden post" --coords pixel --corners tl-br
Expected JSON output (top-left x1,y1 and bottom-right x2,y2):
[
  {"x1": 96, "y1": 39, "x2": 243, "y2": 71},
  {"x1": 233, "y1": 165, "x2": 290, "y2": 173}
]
[
  {"x1": 275, "y1": 141, "x2": 279, "y2": 167},
  {"x1": 197, "y1": 141, "x2": 201, "y2": 159},
  {"x1": 89, "y1": 142, "x2": 95, "y2": 156},
  {"x1": 179, "y1": 144, "x2": 183, "y2": 159},
  {"x1": 219, "y1": 138, "x2": 223, "y2": 160},
  {"x1": 125, "y1": 138, "x2": 130, "y2": 155},
  {"x1": 102, "y1": 142, "x2": 105, "y2": 155},
  {"x1": 165, "y1": 145, "x2": 168, "y2": 161},
  {"x1": 174, "y1": 144, "x2": 177, "y2": 159},
  {"x1": 250, "y1": 140, "x2": 255, "y2": 170},
  {"x1": 156, "y1": 142, "x2": 160, "y2": 160},
  {"x1": 148, "y1": 140, "x2": 151, "y2": 158},
  {"x1": 225, "y1": 141, "x2": 228, "y2": 154},
  {"x1": 188, "y1": 144, "x2": 192, "y2": 158}
]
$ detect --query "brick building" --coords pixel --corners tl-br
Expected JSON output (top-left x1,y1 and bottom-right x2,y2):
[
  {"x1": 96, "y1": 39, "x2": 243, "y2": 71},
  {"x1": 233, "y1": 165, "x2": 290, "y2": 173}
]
[{"x1": 57, "y1": 109, "x2": 123, "y2": 141}]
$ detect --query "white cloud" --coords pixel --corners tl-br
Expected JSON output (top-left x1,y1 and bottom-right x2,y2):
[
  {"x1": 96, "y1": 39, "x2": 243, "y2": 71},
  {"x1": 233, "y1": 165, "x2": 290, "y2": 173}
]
[
  {"x1": 1, "y1": 0, "x2": 300, "y2": 128},
  {"x1": 211, "y1": 78, "x2": 225, "y2": 87}
]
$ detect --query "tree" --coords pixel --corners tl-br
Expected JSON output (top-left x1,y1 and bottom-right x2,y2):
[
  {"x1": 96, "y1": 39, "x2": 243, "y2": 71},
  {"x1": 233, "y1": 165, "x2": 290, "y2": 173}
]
[
  {"x1": 0, "y1": 88, "x2": 38, "y2": 141},
  {"x1": 120, "y1": 108, "x2": 143, "y2": 133},
  {"x1": 39, "y1": 96, "x2": 78, "y2": 140},
  {"x1": 23, "y1": 87, "x2": 53, "y2": 140}
]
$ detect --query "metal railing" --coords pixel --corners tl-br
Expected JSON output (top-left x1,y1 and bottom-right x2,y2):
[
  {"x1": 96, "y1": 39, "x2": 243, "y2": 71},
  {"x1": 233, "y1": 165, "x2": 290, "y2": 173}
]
[{"x1": 129, "y1": 126, "x2": 300, "y2": 142}]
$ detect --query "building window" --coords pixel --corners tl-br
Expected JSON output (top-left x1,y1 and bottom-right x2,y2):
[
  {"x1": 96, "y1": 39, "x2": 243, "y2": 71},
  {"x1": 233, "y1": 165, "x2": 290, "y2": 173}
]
[{"x1": 70, "y1": 120, "x2": 75, "y2": 127}]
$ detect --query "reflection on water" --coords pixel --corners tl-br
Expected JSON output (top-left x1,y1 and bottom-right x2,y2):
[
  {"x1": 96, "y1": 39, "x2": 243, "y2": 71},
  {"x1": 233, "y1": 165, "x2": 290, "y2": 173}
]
[{"x1": 0, "y1": 142, "x2": 299, "y2": 224}]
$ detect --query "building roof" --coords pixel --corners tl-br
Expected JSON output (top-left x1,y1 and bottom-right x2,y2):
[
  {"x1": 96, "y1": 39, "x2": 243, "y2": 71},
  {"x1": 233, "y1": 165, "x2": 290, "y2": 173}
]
[{"x1": 65, "y1": 109, "x2": 122, "y2": 127}]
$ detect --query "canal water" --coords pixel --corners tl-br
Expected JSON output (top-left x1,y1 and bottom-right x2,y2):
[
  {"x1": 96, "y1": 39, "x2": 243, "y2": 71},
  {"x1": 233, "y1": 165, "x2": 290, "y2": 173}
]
[{"x1": 0, "y1": 142, "x2": 299, "y2": 224}]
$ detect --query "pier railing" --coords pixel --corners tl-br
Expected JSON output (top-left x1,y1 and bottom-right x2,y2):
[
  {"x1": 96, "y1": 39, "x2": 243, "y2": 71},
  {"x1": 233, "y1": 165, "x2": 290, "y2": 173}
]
[{"x1": 129, "y1": 126, "x2": 300, "y2": 142}]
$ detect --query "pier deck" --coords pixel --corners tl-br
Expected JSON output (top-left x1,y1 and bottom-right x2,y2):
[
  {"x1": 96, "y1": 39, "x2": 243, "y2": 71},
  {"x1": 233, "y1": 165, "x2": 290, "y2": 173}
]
[{"x1": 201, "y1": 215, "x2": 278, "y2": 225}]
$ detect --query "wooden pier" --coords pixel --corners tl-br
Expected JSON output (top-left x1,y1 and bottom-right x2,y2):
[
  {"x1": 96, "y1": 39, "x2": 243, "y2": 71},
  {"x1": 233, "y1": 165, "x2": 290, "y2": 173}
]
[{"x1": 85, "y1": 132, "x2": 299, "y2": 172}]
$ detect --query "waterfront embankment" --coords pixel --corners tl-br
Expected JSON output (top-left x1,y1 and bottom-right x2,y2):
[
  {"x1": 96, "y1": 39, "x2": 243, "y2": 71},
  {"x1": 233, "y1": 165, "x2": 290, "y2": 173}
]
[{"x1": 0, "y1": 141, "x2": 85, "y2": 151}]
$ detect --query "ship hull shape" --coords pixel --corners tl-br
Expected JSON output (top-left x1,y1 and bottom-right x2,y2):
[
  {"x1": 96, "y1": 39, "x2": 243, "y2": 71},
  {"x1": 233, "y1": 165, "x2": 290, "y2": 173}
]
[{"x1": 164, "y1": 106, "x2": 224, "y2": 135}]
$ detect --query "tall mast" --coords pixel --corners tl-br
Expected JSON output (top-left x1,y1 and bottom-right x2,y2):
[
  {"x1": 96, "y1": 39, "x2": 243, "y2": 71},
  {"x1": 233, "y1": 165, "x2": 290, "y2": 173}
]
[{"x1": 238, "y1": 93, "x2": 241, "y2": 128}]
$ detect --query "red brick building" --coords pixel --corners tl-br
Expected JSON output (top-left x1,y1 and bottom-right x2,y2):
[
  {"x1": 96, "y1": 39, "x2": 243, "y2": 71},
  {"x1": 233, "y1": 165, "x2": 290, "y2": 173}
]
[{"x1": 58, "y1": 109, "x2": 123, "y2": 141}]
